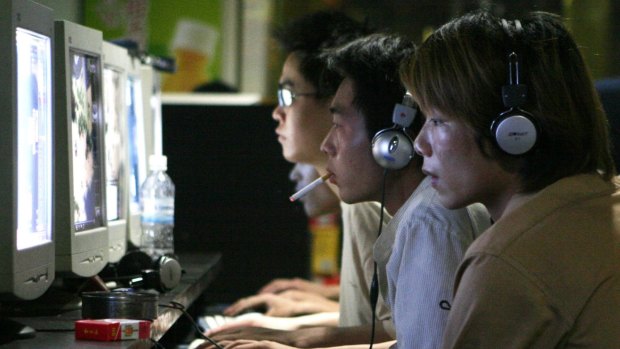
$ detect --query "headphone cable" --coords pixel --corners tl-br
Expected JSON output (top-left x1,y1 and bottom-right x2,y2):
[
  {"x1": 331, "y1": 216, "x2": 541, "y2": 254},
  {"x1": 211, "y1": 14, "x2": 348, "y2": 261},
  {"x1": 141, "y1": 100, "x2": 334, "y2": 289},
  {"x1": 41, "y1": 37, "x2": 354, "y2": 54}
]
[
  {"x1": 369, "y1": 168, "x2": 388, "y2": 349},
  {"x1": 159, "y1": 301, "x2": 224, "y2": 349}
]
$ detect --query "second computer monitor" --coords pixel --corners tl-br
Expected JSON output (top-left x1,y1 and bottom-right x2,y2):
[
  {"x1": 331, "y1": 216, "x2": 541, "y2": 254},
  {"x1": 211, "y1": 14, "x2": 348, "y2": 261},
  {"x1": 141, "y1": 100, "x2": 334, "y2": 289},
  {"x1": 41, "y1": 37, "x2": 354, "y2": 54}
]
[
  {"x1": 102, "y1": 41, "x2": 130, "y2": 263},
  {"x1": 53, "y1": 20, "x2": 108, "y2": 277},
  {"x1": 126, "y1": 56, "x2": 148, "y2": 248}
]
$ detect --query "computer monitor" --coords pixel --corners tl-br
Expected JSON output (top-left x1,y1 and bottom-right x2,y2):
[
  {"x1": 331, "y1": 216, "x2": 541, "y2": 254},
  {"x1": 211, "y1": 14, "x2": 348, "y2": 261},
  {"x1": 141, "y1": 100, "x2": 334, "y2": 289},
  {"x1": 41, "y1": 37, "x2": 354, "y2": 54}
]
[
  {"x1": 53, "y1": 20, "x2": 108, "y2": 277},
  {"x1": 102, "y1": 41, "x2": 130, "y2": 263},
  {"x1": 126, "y1": 56, "x2": 148, "y2": 248},
  {"x1": 0, "y1": 0, "x2": 55, "y2": 300}
]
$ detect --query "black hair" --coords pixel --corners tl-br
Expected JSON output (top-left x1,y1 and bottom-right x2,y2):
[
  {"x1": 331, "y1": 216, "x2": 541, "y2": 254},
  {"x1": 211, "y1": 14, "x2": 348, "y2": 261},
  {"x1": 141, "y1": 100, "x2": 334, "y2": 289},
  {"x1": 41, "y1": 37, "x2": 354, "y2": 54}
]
[
  {"x1": 273, "y1": 11, "x2": 373, "y2": 98},
  {"x1": 324, "y1": 33, "x2": 418, "y2": 139},
  {"x1": 403, "y1": 10, "x2": 614, "y2": 191}
]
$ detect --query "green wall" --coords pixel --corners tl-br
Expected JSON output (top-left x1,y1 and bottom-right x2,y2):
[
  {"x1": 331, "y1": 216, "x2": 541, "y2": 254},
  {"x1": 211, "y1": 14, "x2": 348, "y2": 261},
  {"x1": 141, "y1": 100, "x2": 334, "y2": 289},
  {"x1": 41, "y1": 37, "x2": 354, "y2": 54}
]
[{"x1": 84, "y1": 0, "x2": 223, "y2": 82}]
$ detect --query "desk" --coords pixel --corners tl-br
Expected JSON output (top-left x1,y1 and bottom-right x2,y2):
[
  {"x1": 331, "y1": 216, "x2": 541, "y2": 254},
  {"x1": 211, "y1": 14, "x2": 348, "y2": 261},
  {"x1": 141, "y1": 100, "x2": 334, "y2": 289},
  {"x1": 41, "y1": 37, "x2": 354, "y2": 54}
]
[{"x1": 1, "y1": 252, "x2": 221, "y2": 349}]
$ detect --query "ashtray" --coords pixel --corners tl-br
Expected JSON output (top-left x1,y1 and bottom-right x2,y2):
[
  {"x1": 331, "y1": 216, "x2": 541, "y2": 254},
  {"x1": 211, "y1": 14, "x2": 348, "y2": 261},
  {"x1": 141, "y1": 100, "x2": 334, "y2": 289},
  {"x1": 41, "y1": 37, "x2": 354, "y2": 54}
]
[{"x1": 81, "y1": 290, "x2": 158, "y2": 320}]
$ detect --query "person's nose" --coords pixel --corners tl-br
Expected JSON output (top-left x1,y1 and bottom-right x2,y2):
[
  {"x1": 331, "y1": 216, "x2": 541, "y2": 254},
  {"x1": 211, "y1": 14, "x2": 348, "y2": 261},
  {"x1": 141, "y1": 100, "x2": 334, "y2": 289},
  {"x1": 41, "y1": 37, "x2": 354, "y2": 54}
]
[
  {"x1": 414, "y1": 124, "x2": 431, "y2": 157},
  {"x1": 320, "y1": 127, "x2": 336, "y2": 157},
  {"x1": 272, "y1": 105, "x2": 285, "y2": 123}
]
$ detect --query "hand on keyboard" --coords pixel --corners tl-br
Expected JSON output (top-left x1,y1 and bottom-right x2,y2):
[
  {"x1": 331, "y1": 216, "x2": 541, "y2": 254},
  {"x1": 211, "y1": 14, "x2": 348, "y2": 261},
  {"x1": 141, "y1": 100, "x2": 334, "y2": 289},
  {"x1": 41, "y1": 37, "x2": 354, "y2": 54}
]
[{"x1": 201, "y1": 312, "x2": 303, "y2": 334}]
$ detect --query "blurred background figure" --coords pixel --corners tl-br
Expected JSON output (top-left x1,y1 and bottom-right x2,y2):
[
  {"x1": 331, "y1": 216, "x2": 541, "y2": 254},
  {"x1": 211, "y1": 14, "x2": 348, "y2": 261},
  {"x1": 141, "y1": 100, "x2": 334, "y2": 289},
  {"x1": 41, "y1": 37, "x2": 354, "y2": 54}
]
[{"x1": 289, "y1": 163, "x2": 341, "y2": 218}]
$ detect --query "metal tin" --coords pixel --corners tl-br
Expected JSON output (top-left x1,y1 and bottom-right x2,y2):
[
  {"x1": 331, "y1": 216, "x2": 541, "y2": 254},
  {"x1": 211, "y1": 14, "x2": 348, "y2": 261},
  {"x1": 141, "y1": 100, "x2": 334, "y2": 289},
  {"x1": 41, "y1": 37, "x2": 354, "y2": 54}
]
[{"x1": 81, "y1": 290, "x2": 158, "y2": 320}]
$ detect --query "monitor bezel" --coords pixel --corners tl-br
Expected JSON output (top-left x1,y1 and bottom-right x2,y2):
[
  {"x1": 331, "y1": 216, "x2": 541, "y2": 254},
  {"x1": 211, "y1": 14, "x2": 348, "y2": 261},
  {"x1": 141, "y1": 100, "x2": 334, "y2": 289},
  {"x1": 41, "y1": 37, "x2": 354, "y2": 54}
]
[
  {"x1": 102, "y1": 41, "x2": 130, "y2": 263},
  {"x1": 125, "y1": 56, "x2": 148, "y2": 248},
  {"x1": 54, "y1": 20, "x2": 108, "y2": 277},
  {"x1": 0, "y1": 0, "x2": 55, "y2": 300}
]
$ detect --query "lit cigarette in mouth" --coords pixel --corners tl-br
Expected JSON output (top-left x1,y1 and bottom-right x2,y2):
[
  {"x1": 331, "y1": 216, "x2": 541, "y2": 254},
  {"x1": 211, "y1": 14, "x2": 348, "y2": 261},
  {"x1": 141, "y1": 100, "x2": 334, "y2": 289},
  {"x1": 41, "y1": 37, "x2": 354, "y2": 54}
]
[{"x1": 289, "y1": 173, "x2": 332, "y2": 202}]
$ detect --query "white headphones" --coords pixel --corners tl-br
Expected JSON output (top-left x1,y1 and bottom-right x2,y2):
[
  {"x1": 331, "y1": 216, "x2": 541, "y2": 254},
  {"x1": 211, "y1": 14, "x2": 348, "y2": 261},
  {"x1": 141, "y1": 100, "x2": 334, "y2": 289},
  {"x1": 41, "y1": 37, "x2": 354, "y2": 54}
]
[
  {"x1": 491, "y1": 19, "x2": 538, "y2": 155},
  {"x1": 371, "y1": 92, "x2": 417, "y2": 169}
]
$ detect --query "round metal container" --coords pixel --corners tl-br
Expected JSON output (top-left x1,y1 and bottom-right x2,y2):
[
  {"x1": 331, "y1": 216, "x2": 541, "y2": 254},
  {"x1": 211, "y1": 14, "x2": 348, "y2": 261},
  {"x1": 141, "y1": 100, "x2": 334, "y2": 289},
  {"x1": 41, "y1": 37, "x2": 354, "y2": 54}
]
[{"x1": 81, "y1": 291, "x2": 158, "y2": 320}]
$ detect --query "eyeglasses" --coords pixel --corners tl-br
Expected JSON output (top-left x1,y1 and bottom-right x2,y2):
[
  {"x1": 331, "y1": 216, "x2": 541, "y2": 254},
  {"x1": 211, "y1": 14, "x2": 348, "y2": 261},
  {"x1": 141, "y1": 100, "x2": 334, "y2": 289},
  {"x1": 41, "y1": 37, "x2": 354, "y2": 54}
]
[{"x1": 277, "y1": 87, "x2": 317, "y2": 107}]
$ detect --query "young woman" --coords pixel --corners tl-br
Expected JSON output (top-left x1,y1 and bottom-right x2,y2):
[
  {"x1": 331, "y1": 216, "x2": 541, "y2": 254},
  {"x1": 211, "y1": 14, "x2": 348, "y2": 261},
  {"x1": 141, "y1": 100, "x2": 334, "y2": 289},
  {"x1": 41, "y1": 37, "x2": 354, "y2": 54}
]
[{"x1": 403, "y1": 10, "x2": 620, "y2": 348}]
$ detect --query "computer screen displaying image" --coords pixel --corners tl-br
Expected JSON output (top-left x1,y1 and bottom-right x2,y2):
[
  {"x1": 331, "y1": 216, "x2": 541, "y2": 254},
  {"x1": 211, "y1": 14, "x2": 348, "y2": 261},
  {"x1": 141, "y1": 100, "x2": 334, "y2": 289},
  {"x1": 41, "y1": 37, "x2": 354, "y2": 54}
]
[
  {"x1": 104, "y1": 62, "x2": 124, "y2": 222},
  {"x1": 126, "y1": 57, "x2": 147, "y2": 247},
  {"x1": 0, "y1": 0, "x2": 55, "y2": 300},
  {"x1": 102, "y1": 41, "x2": 129, "y2": 263},
  {"x1": 16, "y1": 27, "x2": 53, "y2": 251},
  {"x1": 53, "y1": 20, "x2": 108, "y2": 277},
  {"x1": 70, "y1": 50, "x2": 105, "y2": 232}
]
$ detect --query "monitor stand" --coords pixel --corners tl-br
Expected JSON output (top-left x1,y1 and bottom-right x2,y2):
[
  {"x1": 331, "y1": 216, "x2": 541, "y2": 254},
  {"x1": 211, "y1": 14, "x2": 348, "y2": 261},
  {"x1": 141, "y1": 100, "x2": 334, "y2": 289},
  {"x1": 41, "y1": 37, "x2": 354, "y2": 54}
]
[{"x1": 0, "y1": 318, "x2": 36, "y2": 344}]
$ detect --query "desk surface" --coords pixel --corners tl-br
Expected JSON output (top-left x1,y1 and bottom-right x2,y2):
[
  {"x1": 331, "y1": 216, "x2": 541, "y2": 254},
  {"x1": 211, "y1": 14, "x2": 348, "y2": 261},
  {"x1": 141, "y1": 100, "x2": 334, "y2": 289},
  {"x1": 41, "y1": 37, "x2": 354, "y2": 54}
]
[{"x1": 1, "y1": 252, "x2": 221, "y2": 349}]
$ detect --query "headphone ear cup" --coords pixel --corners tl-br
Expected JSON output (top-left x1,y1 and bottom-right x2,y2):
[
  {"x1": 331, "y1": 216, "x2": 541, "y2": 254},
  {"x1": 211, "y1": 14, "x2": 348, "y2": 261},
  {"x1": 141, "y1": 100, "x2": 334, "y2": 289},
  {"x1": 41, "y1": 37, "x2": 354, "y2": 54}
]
[
  {"x1": 371, "y1": 128, "x2": 414, "y2": 170},
  {"x1": 117, "y1": 250, "x2": 153, "y2": 276},
  {"x1": 491, "y1": 109, "x2": 538, "y2": 155},
  {"x1": 155, "y1": 256, "x2": 182, "y2": 292}
]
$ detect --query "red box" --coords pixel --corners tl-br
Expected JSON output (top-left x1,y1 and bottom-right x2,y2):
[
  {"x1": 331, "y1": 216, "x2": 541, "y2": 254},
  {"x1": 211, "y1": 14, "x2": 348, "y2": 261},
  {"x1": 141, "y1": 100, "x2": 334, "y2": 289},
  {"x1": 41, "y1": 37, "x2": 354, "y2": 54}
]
[{"x1": 75, "y1": 319, "x2": 151, "y2": 341}]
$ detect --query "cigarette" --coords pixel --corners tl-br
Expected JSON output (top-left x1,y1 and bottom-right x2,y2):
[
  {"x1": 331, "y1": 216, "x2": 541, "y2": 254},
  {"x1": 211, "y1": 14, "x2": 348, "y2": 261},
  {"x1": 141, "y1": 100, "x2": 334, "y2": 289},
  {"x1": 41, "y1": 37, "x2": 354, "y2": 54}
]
[{"x1": 289, "y1": 173, "x2": 332, "y2": 202}]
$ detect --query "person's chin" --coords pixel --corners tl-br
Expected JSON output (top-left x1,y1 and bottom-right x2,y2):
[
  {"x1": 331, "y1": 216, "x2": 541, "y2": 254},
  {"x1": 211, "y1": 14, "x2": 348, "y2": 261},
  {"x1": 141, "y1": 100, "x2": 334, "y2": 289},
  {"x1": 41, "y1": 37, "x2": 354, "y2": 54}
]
[
  {"x1": 282, "y1": 151, "x2": 297, "y2": 163},
  {"x1": 437, "y1": 193, "x2": 467, "y2": 210}
]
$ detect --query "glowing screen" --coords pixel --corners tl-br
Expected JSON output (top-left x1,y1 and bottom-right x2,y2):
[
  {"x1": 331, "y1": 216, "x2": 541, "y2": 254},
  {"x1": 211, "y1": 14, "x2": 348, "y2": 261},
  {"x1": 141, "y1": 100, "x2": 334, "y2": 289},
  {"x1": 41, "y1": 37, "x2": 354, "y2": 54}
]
[
  {"x1": 70, "y1": 50, "x2": 104, "y2": 232},
  {"x1": 16, "y1": 27, "x2": 53, "y2": 250},
  {"x1": 127, "y1": 75, "x2": 145, "y2": 215},
  {"x1": 103, "y1": 66, "x2": 125, "y2": 221}
]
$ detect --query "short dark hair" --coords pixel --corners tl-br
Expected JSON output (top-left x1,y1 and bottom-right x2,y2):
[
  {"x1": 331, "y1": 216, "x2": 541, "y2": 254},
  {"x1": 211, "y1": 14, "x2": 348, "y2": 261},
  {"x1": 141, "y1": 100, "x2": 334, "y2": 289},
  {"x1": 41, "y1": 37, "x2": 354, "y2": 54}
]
[
  {"x1": 402, "y1": 10, "x2": 615, "y2": 192},
  {"x1": 324, "y1": 33, "x2": 418, "y2": 140},
  {"x1": 273, "y1": 11, "x2": 372, "y2": 98}
]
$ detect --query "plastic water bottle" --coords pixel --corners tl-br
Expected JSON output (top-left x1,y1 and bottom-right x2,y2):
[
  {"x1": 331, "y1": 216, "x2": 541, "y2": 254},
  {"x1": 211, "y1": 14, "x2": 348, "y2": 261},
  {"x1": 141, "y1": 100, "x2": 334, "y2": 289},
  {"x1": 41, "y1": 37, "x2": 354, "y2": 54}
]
[{"x1": 140, "y1": 154, "x2": 175, "y2": 258}]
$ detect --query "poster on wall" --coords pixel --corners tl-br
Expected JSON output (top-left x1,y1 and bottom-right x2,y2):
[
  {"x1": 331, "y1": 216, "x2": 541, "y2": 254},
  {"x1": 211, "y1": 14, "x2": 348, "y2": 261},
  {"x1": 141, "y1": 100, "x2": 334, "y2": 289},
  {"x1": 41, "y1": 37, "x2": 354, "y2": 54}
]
[{"x1": 84, "y1": 0, "x2": 225, "y2": 92}]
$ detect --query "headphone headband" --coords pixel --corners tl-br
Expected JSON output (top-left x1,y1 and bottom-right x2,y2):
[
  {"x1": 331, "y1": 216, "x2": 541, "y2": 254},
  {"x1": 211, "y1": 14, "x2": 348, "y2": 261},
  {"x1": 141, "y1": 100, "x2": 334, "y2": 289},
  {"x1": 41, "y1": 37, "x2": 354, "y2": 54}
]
[{"x1": 491, "y1": 18, "x2": 538, "y2": 156}]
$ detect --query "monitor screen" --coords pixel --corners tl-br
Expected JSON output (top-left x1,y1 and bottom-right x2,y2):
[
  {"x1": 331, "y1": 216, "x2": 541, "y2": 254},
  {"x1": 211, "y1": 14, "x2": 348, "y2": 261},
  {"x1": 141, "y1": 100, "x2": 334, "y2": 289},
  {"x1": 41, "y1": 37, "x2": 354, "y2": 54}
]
[
  {"x1": 69, "y1": 50, "x2": 105, "y2": 233},
  {"x1": 102, "y1": 40, "x2": 129, "y2": 263},
  {"x1": 103, "y1": 65, "x2": 125, "y2": 222},
  {"x1": 127, "y1": 74, "x2": 146, "y2": 219},
  {"x1": 16, "y1": 27, "x2": 53, "y2": 251},
  {"x1": 53, "y1": 20, "x2": 108, "y2": 277},
  {"x1": 1, "y1": 0, "x2": 55, "y2": 300}
]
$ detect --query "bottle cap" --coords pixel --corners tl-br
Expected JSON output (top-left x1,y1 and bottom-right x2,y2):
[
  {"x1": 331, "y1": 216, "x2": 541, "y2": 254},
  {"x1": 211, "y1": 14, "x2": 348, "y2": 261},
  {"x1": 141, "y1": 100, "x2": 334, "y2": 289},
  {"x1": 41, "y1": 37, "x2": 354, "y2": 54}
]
[{"x1": 149, "y1": 154, "x2": 168, "y2": 171}]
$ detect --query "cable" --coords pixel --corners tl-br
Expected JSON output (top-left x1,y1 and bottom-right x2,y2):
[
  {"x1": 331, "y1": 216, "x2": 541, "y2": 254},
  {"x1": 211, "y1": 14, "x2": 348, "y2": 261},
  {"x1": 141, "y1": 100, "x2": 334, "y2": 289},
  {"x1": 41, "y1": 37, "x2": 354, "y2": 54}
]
[
  {"x1": 159, "y1": 301, "x2": 224, "y2": 349},
  {"x1": 150, "y1": 338, "x2": 166, "y2": 348},
  {"x1": 369, "y1": 168, "x2": 389, "y2": 349}
]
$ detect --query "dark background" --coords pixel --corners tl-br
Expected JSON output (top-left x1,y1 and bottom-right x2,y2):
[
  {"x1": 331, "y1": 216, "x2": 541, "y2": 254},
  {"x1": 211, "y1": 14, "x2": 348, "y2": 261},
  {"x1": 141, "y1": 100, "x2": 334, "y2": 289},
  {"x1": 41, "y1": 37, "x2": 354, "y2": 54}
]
[{"x1": 162, "y1": 104, "x2": 310, "y2": 302}]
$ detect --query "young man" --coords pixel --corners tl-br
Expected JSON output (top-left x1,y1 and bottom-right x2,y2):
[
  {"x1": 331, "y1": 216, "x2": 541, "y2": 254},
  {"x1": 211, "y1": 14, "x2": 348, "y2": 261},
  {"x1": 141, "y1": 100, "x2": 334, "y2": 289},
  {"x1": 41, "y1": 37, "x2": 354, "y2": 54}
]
[
  {"x1": 320, "y1": 33, "x2": 490, "y2": 349},
  {"x1": 211, "y1": 33, "x2": 491, "y2": 349},
  {"x1": 403, "y1": 10, "x2": 620, "y2": 348},
  {"x1": 199, "y1": 11, "x2": 394, "y2": 348}
]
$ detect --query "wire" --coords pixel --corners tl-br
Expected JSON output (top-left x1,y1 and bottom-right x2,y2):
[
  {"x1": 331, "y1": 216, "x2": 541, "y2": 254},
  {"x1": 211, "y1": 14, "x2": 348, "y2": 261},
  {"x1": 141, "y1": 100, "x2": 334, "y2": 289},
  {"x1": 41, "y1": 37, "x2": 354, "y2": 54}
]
[
  {"x1": 159, "y1": 301, "x2": 224, "y2": 349},
  {"x1": 150, "y1": 338, "x2": 166, "y2": 348},
  {"x1": 369, "y1": 168, "x2": 389, "y2": 349}
]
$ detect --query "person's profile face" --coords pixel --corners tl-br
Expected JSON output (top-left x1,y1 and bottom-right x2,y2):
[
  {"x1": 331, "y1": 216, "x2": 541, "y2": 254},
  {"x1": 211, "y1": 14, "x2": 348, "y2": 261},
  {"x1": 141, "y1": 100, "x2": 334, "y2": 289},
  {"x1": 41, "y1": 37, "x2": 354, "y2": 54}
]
[
  {"x1": 272, "y1": 53, "x2": 332, "y2": 166},
  {"x1": 321, "y1": 78, "x2": 384, "y2": 204},
  {"x1": 414, "y1": 107, "x2": 513, "y2": 213},
  {"x1": 289, "y1": 163, "x2": 340, "y2": 217}
]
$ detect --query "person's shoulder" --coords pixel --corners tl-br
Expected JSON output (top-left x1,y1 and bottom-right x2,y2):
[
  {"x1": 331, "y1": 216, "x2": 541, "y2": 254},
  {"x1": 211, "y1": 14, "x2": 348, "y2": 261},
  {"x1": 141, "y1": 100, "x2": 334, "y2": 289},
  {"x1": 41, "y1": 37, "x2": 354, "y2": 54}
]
[{"x1": 400, "y1": 180, "x2": 490, "y2": 243}]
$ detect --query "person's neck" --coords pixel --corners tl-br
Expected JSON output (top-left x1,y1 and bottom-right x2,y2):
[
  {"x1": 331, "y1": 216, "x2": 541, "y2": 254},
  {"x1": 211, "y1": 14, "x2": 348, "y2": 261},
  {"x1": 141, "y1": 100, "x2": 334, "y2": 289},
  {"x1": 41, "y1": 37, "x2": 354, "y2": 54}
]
[
  {"x1": 497, "y1": 191, "x2": 537, "y2": 221},
  {"x1": 382, "y1": 168, "x2": 425, "y2": 216},
  {"x1": 483, "y1": 177, "x2": 524, "y2": 222}
]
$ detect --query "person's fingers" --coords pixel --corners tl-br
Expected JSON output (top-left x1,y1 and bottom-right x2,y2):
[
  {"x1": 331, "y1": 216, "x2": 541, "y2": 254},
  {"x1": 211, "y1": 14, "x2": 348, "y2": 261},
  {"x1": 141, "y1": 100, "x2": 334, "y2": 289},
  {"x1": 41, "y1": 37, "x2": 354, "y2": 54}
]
[
  {"x1": 258, "y1": 279, "x2": 293, "y2": 294},
  {"x1": 224, "y1": 295, "x2": 271, "y2": 316}
]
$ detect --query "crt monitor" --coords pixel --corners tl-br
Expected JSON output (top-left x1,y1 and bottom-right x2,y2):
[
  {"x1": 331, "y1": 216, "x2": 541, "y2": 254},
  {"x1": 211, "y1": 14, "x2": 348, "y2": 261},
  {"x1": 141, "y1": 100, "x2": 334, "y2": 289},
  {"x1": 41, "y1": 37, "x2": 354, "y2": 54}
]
[
  {"x1": 126, "y1": 55, "x2": 148, "y2": 248},
  {"x1": 0, "y1": 0, "x2": 54, "y2": 300},
  {"x1": 102, "y1": 41, "x2": 130, "y2": 263},
  {"x1": 53, "y1": 20, "x2": 108, "y2": 277}
]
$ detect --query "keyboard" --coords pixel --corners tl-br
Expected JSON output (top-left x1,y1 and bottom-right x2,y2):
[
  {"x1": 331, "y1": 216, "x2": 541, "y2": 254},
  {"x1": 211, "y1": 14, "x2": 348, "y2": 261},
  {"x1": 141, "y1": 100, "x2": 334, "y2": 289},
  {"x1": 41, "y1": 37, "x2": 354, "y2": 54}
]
[{"x1": 198, "y1": 314, "x2": 235, "y2": 331}]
